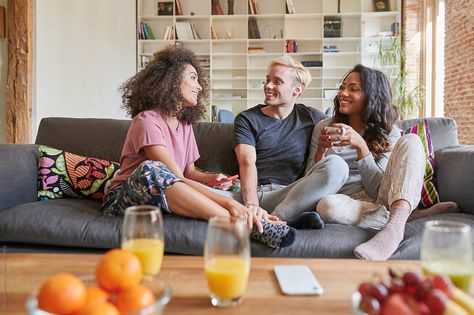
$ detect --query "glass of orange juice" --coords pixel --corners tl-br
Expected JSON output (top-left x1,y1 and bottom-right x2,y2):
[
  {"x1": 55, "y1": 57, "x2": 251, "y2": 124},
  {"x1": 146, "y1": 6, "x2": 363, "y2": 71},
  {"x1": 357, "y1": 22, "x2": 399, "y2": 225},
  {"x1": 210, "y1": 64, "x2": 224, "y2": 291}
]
[
  {"x1": 121, "y1": 205, "x2": 165, "y2": 280},
  {"x1": 204, "y1": 217, "x2": 250, "y2": 307},
  {"x1": 421, "y1": 220, "x2": 473, "y2": 292}
]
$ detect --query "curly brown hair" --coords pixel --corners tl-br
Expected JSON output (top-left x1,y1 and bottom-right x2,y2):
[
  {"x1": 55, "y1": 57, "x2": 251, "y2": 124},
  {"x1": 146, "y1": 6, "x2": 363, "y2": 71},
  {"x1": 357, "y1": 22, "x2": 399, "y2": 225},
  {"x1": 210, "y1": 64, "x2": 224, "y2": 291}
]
[
  {"x1": 120, "y1": 46, "x2": 209, "y2": 123},
  {"x1": 333, "y1": 64, "x2": 399, "y2": 160}
]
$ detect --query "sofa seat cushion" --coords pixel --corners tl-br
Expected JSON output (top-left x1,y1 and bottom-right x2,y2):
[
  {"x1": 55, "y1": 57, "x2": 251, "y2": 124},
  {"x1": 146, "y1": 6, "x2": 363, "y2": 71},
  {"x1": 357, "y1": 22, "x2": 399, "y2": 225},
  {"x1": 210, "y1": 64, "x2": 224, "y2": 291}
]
[{"x1": 0, "y1": 200, "x2": 122, "y2": 248}]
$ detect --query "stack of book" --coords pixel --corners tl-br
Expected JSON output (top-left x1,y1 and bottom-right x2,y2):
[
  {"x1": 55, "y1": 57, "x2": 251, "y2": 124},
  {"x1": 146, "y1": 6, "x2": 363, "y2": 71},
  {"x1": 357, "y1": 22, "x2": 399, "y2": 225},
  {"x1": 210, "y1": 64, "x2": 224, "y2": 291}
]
[
  {"x1": 138, "y1": 22, "x2": 155, "y2": 40},
  {"x1": 163, "y1": 25, "x2": 175, "y2": 40},
  {"x1": 175, "y1": 22, "x2": 201, "y2": 40}
]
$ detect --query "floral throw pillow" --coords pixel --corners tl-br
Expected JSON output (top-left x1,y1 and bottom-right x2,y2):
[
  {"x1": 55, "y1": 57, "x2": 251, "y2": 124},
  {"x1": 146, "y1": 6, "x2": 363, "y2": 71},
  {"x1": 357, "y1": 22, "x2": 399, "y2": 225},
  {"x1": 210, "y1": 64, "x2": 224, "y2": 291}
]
[
  {"x1": 37, "y1": 145, "x2": 120, "y2": 201},
  {"x1": 402, "y1": 119, "x2": 440, "y2": 208}
]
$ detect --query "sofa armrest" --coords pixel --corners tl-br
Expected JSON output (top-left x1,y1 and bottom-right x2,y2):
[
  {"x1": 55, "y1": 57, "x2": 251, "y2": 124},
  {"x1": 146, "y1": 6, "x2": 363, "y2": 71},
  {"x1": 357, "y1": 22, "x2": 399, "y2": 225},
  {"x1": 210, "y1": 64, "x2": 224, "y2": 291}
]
[
  {"x1": 0, "y1": 144, "x2": 40, "y2": 212},
  {"x1": 435, "y1": 145, "x2": 474, "y2": 213}
]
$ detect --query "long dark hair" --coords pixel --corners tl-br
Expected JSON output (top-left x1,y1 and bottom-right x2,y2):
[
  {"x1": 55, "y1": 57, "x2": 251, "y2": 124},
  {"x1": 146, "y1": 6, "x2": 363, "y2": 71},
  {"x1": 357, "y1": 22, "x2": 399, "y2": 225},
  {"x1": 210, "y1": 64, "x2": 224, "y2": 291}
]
[
  {"x1": 333, "y1": 64, "x2": 399, "y2": 160},
  {"x1": 120, "y1": 46, "x2": 209, "y2": 123}
]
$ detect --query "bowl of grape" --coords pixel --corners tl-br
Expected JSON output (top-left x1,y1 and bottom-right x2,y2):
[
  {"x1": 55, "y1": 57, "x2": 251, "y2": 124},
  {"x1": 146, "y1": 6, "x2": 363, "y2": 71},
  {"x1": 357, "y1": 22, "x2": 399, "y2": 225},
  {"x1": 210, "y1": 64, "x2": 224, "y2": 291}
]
[{"x1": 352, "y1": 269, "x2": 474, "y2": 315}]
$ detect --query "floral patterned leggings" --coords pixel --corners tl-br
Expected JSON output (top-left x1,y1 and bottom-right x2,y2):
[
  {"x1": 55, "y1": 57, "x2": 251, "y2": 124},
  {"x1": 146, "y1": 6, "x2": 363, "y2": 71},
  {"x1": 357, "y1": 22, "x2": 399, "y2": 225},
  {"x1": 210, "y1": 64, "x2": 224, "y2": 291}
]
[{"x1": 102, "y1": 160, "x2": 182, "y2": 217}]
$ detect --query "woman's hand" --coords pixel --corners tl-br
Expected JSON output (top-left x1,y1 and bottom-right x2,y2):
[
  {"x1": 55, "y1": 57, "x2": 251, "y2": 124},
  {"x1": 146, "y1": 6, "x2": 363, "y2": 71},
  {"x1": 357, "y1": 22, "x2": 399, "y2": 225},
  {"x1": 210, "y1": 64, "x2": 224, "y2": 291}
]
[
  {"x1": 206, "y1": 173, "x2": 233, "y2": 191},
  {"x1": 329, "y1": 123, "x2": 370, "y2": 159},
  {"x1": 224, "y1": 200, "x2": 264, "y2": 233}
]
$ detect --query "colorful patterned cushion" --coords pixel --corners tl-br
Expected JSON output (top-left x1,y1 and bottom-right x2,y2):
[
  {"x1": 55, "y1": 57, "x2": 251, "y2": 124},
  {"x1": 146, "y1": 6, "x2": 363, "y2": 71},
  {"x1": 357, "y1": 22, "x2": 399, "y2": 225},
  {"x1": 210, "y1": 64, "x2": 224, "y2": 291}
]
[
  {"x1": 37, "y1": 145, "x2": 120, "y2": 201},
  {"x1": 402, "y1": 119, "x2": 440, "y2": 208}
]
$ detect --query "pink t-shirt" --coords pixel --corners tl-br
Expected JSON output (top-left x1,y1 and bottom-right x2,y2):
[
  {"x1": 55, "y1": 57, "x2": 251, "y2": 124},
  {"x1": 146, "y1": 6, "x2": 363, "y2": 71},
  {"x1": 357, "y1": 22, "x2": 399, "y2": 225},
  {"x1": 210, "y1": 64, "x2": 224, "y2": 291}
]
[{"x1": 111, "y1": 109, "x2": 200, "y2": 187}]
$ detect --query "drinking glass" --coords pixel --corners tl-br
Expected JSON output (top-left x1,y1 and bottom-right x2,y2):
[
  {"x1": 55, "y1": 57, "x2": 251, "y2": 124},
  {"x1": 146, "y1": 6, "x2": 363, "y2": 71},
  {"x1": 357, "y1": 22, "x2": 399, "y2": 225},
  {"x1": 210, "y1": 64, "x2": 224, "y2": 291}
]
[
  {"x1": 122, "y1": 205, "x2": 165, "y2": 279},
  {"x1": 421, "y1": 220, "x2": 473, "y2": 292},
  {"x1": 204, "y1": 217, "x2": 250, "y2": 307}
]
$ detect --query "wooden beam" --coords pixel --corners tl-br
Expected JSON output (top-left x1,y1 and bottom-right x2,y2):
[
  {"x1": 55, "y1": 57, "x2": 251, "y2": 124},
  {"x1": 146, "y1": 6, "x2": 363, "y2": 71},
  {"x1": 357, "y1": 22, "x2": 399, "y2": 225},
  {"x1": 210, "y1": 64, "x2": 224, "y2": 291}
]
[{"x1": 6, "y1": 0, "x2": 32, "y2": 143}]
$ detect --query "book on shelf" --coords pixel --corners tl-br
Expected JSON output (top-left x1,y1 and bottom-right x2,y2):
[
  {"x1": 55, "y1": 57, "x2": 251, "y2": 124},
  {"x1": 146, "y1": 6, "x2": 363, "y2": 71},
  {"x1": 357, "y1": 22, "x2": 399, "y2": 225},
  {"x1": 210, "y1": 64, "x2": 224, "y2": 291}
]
[
  {"x1": 212, "y1": 0, "x2": 224, "y2": 15},
  {"x1": 190, "y1": 23, "x2": 201, "y2": 39},
  {"x1": 163, "y1": 25, "x2": 175, "y2": 40},
  {"x1": 140, "y1": 55, "x2": 151, "y2": 69},
  {"x1": 248, "y1": 0, "x2": 259, "y2": 15},
  {"x1": 285, "y1": 40, "x2": 298, "y2": 53},
  {"x1": 157, "y1": 1, "x2": 173, "y2": 16},
  {"x1": 248, "y1": 46, "x2": 265, "y2": 53},
  {"x1": 175, "y1": 0, "x2": 183, "y2": 15},
  {"x1": 211, "y1": 25, "x2": 219, "y2": 39},
  {"x1": 285, "y1": 0, "x2": 295, "y2": 14},
  {"x1": 248, "y1": 17, "x2": 261, "y2": 39},
  {"x1": 301, "y1": 60, "x2": 322, "y2": 67},
  {"x1": 139, "y1": 22, "x2": 155, "y2": 40},
  {"x1": 323, "y1": 45, "x2": 340, "y2": 53},
  {"x1": 324, "y1": 16, "x2": 342, "y2": 38}
]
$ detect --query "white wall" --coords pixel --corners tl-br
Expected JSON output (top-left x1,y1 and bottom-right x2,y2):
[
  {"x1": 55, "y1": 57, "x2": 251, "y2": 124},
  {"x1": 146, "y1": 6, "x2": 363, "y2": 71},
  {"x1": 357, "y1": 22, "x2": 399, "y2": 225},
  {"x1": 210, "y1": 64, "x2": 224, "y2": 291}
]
[
  {"x1": 0, "y1": 0, "x2": 7, "y2": 144},
  {"x1": 35, "y1": 0, "x2": 136, "y2": 137}
]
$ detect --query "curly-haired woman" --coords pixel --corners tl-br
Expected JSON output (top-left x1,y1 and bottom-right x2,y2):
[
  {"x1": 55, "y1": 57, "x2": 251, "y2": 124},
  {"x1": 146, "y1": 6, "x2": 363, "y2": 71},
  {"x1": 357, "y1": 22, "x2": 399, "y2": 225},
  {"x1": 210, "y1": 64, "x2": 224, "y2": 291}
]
[
  {"x1": 102, "y1": 46, "x2": 295, "y2": 249},
  {"x1": 306, "y1": 64, "x2": 457, "y2": 260}
]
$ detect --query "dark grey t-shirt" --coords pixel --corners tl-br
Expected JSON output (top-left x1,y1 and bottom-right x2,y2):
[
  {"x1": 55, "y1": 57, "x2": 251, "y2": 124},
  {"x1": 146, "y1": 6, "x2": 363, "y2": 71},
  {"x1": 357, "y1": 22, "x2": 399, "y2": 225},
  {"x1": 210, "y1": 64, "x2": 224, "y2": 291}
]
[{"x1": 233, "y1": 104, "x2": 326, "y2": 186}]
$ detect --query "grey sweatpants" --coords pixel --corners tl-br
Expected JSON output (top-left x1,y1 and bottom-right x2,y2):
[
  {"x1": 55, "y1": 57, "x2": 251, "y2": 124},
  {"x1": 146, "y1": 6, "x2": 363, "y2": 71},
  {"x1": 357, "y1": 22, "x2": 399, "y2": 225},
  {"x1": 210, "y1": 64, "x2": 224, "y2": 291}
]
[{"x1": 214, "y1": 154, "x2": 349, "y2": 221}]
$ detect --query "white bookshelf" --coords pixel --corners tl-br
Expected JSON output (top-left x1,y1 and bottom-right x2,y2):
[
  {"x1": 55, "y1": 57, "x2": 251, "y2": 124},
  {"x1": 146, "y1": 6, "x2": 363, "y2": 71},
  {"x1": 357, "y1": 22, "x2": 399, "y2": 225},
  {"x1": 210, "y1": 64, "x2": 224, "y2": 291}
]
[{"x1": 137, "y1": 0, "x2": 401, "y2": 119}]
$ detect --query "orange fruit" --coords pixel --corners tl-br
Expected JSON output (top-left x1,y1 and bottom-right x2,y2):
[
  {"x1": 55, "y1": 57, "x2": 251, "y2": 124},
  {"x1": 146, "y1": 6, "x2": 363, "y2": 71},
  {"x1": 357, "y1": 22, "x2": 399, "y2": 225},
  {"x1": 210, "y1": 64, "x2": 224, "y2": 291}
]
[
  {"x1": 78, "y1": 286, "x2": 110, "y2": 310},
  {"x1": 115, "y1": 284, "x2": 156, "y2": 314},
  {"x1": 96, "y1": 249, "x2": 143, "y2": 293},
  {"x1": 37, "y1": 272, "x2": 87, "y2": 315},
  {"x1": 76, "y1": 302, "x2": 119, "y2": 315}
]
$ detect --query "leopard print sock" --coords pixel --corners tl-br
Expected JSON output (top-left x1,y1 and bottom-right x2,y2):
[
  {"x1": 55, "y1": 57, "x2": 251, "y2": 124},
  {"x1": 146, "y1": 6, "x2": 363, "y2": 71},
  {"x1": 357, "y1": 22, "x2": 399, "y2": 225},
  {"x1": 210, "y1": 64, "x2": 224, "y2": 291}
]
[{"x1": 250, "y1": 221, "x2": 296, "y2": 248}]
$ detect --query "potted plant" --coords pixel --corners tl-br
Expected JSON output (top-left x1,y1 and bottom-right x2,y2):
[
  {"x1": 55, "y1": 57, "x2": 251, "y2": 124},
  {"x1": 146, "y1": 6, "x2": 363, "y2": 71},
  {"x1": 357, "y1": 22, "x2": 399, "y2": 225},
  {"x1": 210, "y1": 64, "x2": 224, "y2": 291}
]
[{"x1": 376, "y1": 30, "x2": 424, "y2": 119}]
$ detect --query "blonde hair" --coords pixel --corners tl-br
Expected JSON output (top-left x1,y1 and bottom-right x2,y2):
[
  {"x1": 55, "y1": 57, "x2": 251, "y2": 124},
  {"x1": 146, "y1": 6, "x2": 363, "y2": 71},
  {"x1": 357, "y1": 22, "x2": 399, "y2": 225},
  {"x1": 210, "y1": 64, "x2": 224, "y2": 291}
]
[{"x1": 268, "y1": 55, "x2": 312, "y2": 91}]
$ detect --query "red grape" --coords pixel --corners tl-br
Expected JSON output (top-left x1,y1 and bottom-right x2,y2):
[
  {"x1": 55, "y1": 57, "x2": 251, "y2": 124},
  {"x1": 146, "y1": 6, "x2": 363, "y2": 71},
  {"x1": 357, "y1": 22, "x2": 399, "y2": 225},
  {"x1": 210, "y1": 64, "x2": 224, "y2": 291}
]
[
  {"x1": 425, "y1": 289, "x2": 448, "y2": 315},
  {"x1": 415, "y1": 279, "x2": 433, "y2": 301},
  {"x1": 359, "y1": 296, "x2": 380, "y2": 315},
  {"x1": 430, "y1": 274, "x2": 454, "y2": 298},
  {"x1": 358, "y1": 282, "x2": 373, "y2": 297},
  {"x1": 387, "y1": 278, "x2": 405, "y2": 294},
  {"x1": 402, "y1": 271, "x2": 423, "y2": 287},
  {"x1": 369, "y1": 283, "x2": 389, "y2": 303}
]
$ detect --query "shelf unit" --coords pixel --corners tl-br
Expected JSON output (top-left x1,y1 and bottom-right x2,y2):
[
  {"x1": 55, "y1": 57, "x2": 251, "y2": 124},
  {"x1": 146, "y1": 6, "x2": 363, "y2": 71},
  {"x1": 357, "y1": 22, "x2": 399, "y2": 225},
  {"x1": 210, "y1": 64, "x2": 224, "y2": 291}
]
[{"x1": 137, "y1": 0, "x2": 401, "y2": 120}]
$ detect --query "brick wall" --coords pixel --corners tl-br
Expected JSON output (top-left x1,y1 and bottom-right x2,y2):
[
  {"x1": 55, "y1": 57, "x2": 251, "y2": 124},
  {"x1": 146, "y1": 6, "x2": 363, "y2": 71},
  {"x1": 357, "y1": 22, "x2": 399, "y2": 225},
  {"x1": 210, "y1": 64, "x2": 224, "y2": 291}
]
[
  {"x1": 403, "y1": 0, "x2": 422, "y2": 114},
  {"x1": 444, "y1": 0, "x2": 474, "y2": 144}
]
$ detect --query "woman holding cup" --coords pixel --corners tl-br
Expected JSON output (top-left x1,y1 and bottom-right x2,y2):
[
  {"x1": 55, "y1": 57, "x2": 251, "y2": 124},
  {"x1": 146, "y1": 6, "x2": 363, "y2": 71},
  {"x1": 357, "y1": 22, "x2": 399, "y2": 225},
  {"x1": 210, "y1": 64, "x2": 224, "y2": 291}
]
[{"x1": 306, "y1": 64, "x2": 458, "y2": 260}]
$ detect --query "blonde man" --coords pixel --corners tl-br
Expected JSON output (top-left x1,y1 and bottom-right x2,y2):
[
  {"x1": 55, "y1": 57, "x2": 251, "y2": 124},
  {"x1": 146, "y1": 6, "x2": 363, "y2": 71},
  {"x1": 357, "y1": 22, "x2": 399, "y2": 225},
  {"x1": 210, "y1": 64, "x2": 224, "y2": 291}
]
[{"x1": 232, "y1": 55, "x2": 345, "y2": 229}]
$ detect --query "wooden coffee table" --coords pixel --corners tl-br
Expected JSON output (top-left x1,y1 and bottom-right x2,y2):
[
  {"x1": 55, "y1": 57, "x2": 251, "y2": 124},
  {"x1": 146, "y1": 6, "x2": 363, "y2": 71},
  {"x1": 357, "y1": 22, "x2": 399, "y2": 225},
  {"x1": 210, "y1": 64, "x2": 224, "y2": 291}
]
[{"x1": 2, "y1": 253, "x2": 422, "y2": 315}]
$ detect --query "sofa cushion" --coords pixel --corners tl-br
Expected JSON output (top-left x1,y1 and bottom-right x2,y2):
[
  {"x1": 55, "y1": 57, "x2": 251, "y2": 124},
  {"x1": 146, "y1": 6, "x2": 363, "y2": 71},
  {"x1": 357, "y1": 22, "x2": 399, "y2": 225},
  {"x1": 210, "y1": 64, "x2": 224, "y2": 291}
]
[
  {"x1": 402, "y1": 119, "x2": 440, "y2": 208},
  {"x1": 0, "y1": 199, "x2": 122, "y2": 248},
  {"x1": 38, "y1": 145, "x2": 120, "y2": 201},
  {"x1": 398, "y1": 117, "x2": 458, "y2": 152},
  {"x1": 0, "y1": 144, "x2": 40, "y2": 213},
  {"x1": 436, "y1": 145, "x2": 474, "y2": 213}
]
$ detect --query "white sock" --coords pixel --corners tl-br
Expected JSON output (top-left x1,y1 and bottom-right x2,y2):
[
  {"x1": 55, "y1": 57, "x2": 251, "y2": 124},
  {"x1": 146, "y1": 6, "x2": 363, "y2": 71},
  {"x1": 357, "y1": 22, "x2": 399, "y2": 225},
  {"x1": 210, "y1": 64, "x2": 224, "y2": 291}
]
[{"x1": 317, "y1": 194, "x2": 380, "y2": 226}]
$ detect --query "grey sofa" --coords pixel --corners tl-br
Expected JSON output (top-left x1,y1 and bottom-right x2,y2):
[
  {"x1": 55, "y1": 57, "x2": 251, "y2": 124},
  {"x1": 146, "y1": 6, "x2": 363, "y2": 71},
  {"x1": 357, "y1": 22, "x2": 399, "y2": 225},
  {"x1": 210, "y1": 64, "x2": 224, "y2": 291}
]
[{"x1": 1, "y1": 117, "x2": 473, "y2": 259}]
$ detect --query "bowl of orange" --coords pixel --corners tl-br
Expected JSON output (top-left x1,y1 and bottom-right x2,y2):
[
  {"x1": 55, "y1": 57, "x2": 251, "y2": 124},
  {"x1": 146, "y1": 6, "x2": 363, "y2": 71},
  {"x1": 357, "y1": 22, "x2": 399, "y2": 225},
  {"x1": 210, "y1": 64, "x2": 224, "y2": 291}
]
[{"x1": 26, "y1": 249, "x2": 172, "y2": 315}]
